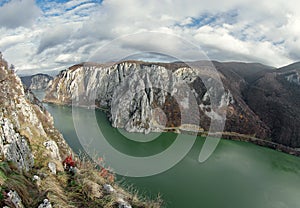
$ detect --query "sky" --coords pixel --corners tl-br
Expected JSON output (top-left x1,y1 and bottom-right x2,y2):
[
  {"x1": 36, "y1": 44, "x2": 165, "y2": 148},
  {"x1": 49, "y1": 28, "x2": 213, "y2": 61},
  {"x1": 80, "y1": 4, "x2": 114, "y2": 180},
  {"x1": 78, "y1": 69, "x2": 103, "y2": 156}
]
[{"x1": 0, "y1": 0, "x2": 300, "y2": 74}]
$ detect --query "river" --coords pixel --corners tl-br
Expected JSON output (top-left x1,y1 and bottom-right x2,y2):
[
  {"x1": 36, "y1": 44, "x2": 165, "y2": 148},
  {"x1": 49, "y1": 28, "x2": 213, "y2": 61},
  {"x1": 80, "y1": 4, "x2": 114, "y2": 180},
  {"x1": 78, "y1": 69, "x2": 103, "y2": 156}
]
[{"x1": 33, "y1": 90, "x2": 300, "y2": 208}]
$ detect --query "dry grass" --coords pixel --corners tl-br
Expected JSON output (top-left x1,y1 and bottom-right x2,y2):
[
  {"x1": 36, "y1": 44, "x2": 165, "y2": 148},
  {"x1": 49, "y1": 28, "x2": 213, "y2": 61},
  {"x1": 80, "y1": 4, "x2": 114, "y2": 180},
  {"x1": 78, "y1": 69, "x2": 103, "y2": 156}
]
[
  {"x1": 0, "y1": 151, "x2": 163, "y2": 208},
  {"x1": 42, "y1": 174, "x2": 74, "y2": 208},
  {"x1": 0, "y1": 153, "x2": 163, "y2": 208},
  {"x1": 0, "y1": 161, "x2": 43, "y2": 207},
  {"x1": 0, "y1": 67, "x2": 163, "y2": 207},
  {"x1": 65, "y1": 154, "x2": 163, "y2": 208}
]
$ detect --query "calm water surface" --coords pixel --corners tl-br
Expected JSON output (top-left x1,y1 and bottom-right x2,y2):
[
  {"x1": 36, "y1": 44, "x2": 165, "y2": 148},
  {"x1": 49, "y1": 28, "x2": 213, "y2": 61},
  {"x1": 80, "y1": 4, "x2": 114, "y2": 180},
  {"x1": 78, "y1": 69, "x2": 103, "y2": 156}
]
[{"x1": 35, "y1": 91, "x2": 300, "y2": 208}]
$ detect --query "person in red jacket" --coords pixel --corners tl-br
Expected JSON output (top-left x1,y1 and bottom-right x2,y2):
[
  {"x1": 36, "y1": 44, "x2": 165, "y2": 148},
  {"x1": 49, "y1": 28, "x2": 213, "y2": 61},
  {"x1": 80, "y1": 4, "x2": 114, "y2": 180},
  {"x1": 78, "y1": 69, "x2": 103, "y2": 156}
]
[{"x1": 63, "y1": 155, "x2": 76, "y2": 172}]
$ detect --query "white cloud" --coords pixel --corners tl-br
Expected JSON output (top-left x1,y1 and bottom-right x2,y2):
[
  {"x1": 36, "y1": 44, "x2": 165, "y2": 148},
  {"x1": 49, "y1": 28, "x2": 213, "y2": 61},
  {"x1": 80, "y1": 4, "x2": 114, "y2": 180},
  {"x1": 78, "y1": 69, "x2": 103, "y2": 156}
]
[
  {"x1": 55, "y1": 53, "x2": 82, "y2": 64},
  {"x1": 193, "y1": 25, "x2": 293, "y2": 66},
  {"x1": 0, "y1": 34, "x2": 26, "y2": 50},
  {"x1": 0, "y1": 0, "x2": 41, "y2": 28},
  {"x1": 38, "y1": 24, "x2": 75, "y2": 53},
  {"x1": 0, "y1": 0, "x2": 300, "y2": 75}
]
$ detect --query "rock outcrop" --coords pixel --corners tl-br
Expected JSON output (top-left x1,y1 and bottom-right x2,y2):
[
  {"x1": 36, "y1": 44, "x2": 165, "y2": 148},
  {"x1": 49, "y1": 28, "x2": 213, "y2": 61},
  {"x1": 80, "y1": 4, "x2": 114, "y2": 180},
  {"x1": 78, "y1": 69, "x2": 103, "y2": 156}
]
[
  {"x1": 21, "y1": 74, "x2": 53, "y2": 90},
  {"x1": 37, "y1": 199, "x2": 52, "y2": 208},
  {"x1": 0, "y1": 56, "x2": 161, "y2": 208},
  {"x1": 0, "y1": 70, "x2": 70, "y2": 171},
  {"x1": 44, "y1": 60, "x2": 300, "y2": 149},
  {"x1": 0, "y1": 59, "x2": 72, "y2": 207},
  {"x1": 0, "y1": 117, "x2": 34, "y2": 171},
  {"x1": 44, "y1": 61, "x2": 271, "y2": 140},
  {"x1": 7, "y1": 190, "x2": 24, "y2": 208}
]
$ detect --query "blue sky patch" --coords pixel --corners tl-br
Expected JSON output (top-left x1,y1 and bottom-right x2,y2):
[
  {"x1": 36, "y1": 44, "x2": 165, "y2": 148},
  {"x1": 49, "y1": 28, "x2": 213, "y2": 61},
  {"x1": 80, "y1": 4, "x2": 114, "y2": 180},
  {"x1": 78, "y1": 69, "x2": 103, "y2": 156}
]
[
  {"x1": 185, "y1": 10, "x2": 239, "y2": 28},
  {"x1": 35, "y1": 0, "x2": 103, "y2": 13},
  {"x1": 0, "y1": 0, "x2": 10, "y2": 7}
]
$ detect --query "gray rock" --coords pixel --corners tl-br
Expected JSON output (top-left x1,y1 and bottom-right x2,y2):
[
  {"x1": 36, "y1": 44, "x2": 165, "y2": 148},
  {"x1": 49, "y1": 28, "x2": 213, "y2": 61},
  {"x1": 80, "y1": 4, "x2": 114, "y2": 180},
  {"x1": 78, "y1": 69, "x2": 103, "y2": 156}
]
[
  {"x1": 38, "y1": 199, "x2": 52, "y2": 208},
  {"x1": 44, "y1": 62, "x2": 208, "y2": 134},
  {"x1": 103, "y1": 184, "x2": 115, "y2": 194},
  {"x1": 7, "y1": 190, "x2": 24, "y2": 208},
  {"x1": 117, "y1": 197, "x2": 132, "y2": 208},
  {"x1": 21, "y1": 74, "x2": 53, "y2": 90},
  {"x1": 43, "y1": 140, "x2": 61, "y2": 161},
  {"x1": 33, "y1": 175, "x2": 41, "y2": 186},
  {"x1": 0, "y1": 118, "x2": 34, "y2": 171},
  {"x1": 285, "y1": 71, "x2": 300, "y2": 85},
  {"x1": 48, "y1": 162, "x2": 56, "y2": 174}
]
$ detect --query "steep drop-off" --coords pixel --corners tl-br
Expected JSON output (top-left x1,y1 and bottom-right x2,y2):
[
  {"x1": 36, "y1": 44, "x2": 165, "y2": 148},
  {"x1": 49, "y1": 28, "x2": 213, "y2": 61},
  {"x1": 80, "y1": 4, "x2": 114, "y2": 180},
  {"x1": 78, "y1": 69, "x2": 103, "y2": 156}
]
[
  {"x1": 21, "y1": 74, "x2": 53, "y2": 90},
  {"x1": 1, "y1": 61, "x2": 72, "y2": 207},
  {"x1": 0, "y1": 60, "x2": 160, "y2": 207},
  {"x1": 245, "y1": 62, "x2": 300, "y2": 147},
  {"x1": 44, "y1": 61, "x2": 271, "y2": 141}
]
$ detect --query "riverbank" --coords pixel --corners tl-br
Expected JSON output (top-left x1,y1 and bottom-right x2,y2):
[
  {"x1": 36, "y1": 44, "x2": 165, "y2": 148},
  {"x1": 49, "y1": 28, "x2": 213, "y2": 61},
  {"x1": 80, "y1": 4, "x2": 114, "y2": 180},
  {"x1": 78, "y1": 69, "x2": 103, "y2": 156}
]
[
  {"x1": 152, "y1": 122, "x2": 300, "y2": 157},
  {"x1": 42, "y1": 101, "x2": 300, "y2": 208},
  {"x1": 219, "y1": 132, "x2": 300, "y2": 157},
  {"x1": 42, "y1": 98, "x2": 300, "y2": 158}
]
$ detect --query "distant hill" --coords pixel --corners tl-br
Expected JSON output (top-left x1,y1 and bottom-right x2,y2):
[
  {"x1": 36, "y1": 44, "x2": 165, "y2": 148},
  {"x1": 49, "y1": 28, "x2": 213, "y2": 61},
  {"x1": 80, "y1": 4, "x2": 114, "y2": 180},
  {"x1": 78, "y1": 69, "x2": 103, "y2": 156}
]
[
  {"x1": 245, "y1": 62, "x2": 300, "y2": 147},
  {"x1": 21, "y1": 73, "x2": 53, "y2": 90},
  {"x1": 43, "y1": 60, "x2": 300, "y2": 149}
]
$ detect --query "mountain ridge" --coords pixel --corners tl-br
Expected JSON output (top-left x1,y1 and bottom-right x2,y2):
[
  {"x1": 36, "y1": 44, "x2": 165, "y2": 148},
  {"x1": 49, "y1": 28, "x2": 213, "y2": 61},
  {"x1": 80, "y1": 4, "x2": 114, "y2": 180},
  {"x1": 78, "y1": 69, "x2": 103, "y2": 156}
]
[
  {"x1": 43, "y1": 60, "x2": 300, "y2": 150},
  {"x1": 21, "y1": 73, "x2": 53, "y2": 90}
]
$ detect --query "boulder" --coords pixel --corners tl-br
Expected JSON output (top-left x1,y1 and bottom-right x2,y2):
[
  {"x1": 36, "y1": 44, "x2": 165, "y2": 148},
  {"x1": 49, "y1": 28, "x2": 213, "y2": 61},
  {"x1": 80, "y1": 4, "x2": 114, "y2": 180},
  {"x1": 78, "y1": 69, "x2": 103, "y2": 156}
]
[
  {"x1": 38, "y1": 199, "x2": 52, "y2": 208},
  {"x1": 7, "y1": 190, "x2": 24, "y2": 208},
  {"x1": 103, "y1": 184, "x2": 115, "y2": 194},
  {"x1": 43, "y1": 140, "x2": 61, "y2": 161},
  {"x1": 33, "y1": 175, "x2": 41, "y2": 186},
  {"x1": 117, "y1": 197, "x2": 132, "y2": 208},
  {"x1": 48, "y1": 162, "x2": 56, "y2": 174}
]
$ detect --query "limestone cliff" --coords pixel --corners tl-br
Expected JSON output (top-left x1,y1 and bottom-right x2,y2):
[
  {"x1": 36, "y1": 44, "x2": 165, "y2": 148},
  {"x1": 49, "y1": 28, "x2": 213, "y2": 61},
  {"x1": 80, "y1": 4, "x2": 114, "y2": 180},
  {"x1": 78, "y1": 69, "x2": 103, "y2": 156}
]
[
  {"x1": 44, "y1": 61, "x2": 269, "y2": 139},
  {"x1": 0, "y1": 69, "x2": 70, "y2": 171},
  {"x1": 0, "y1": 61, "x2": 71, "y2": 207},
  {"x1": 0, "y1": 61, "x2": 160, "y2": 207},
  {"x1": 21, "y1": 74, "x2": 53, "y2": 90}
]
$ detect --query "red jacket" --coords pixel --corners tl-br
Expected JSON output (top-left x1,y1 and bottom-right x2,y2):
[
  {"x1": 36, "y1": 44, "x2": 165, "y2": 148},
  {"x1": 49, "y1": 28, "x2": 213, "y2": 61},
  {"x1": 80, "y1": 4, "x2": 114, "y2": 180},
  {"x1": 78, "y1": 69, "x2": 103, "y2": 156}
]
[{"x1": 63, "y1": 156, "x2": 76, "y2": 167}]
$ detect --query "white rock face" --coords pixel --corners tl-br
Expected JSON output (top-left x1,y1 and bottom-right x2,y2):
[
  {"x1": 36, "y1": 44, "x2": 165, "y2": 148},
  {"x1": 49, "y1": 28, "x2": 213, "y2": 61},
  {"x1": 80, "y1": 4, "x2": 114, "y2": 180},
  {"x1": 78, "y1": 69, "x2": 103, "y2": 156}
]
[
  {"x1": 0, "y1": 73, "x2": 47, "y2": 171},
  {"x1": 38, "y1": 199, "x2": 52, "y2": 208},
  {"x1": 44, "y1": 140, "x2": 61, "y2": 161},
  {"x1": 110, "y1": 65, "x2": 175, "y2": 133},
  {"x1": 45, "y1": 62, "x2": 231, "y2": 133},
  {"x1": 0, "y1": 60, "x2": 76, "y2": 207},
  {"x1": 200, "y1": 90, "x2": 234, "y2": 121},
  {"x1": 48, "y1": 162, "x2": 57, "y2": 174},
  {"x1": 29, "y1": 74, "x2": 53, "y2": 90},
  {"x1": 0, "y1": 117, "x2": 34, "y2": 171},
  {"x1": 285, "y1": 72, "x2": 300, "y2": 85},
  {"x1": 0, "y1": 68, "x2": 72, "y2": 174},
  {"x1": 7, "y1": 190, "x2": 24, "y2": 208}
]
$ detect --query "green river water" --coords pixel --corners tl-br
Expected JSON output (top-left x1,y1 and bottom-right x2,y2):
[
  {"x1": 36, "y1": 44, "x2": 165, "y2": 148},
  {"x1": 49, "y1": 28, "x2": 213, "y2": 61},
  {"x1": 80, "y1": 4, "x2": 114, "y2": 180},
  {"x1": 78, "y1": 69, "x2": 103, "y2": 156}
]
[{"x1": 34, "y1": 90, "x2": 300, "y2": 208}]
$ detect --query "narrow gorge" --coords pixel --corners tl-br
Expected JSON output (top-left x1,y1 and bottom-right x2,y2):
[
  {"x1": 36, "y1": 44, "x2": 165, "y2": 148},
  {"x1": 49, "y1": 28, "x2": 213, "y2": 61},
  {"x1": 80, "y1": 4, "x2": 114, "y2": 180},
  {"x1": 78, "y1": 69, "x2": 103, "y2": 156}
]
[
  {"x1": 44, "y1": 60, "x2": 300, "y2": 153},
  {"x1": 0, "y1": 57, "x2": 160, "y2": 207}
]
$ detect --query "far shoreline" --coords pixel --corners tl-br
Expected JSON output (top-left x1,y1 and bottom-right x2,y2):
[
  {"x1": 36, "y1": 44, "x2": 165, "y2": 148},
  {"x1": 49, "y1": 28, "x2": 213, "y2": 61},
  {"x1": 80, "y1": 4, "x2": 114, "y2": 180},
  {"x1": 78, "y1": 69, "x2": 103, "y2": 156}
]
[{"x1": 42, "y1": 98, "x2": 300, "y2": 158}]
